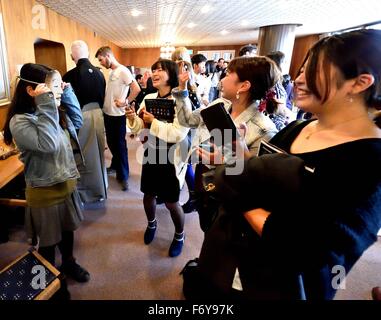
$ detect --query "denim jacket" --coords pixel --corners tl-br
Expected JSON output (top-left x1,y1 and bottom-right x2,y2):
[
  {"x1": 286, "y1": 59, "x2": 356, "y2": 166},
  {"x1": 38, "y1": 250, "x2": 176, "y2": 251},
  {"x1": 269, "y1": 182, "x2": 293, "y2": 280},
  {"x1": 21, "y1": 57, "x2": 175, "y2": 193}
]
[{"x1": 10, "y1": 85, "x2": 83, "y2": 187}]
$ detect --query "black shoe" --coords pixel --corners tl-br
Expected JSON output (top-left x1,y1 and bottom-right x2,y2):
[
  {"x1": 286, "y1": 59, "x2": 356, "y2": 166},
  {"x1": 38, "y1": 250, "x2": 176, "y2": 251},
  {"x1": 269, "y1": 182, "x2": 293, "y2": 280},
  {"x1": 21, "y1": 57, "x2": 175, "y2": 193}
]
[
  {"x1": 121, "y1": 180, "x2": 129, "y2": 191},
  {"x1": 144, "y1": 224, "x2": 157, "y2": 245},
  {"x1": 168, "y1": 234, "x2": 185, "y2": 257},
  {"x1": 107, "y1": 167, "x2": 116, "y2": 175},
  {"x1": 372, "y1": 287, "x2": 381, "y2": 300},
  {"x1": 61, "y1": 260, "x2": 90, "y2": 283}
]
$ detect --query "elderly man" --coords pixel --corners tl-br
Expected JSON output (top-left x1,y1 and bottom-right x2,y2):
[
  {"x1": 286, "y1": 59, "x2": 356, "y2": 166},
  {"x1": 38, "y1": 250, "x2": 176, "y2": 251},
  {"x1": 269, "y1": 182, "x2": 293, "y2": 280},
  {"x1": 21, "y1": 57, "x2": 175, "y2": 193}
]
[{"x1": 63, "y1": 40, "x2": 108, "y2": 203}]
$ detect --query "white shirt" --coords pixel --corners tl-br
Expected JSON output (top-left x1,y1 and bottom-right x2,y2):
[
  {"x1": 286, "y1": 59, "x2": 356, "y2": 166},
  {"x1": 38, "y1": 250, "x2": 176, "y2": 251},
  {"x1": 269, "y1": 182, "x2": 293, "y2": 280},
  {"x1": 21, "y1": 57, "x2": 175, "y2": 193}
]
[
  {"x1": 103, "y1": 65, "x2": 134, "y2": 116},
  {"x1": 195, "y1": 74, "x2": 211, "y2": 106}
]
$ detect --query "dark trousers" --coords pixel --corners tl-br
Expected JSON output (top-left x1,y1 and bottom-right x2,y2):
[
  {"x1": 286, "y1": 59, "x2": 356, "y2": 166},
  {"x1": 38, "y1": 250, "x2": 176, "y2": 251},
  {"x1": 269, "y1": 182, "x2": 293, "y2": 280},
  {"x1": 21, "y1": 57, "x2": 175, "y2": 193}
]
[{"x1": 104, "y1": 113, "x2": 129, "y2": 181}]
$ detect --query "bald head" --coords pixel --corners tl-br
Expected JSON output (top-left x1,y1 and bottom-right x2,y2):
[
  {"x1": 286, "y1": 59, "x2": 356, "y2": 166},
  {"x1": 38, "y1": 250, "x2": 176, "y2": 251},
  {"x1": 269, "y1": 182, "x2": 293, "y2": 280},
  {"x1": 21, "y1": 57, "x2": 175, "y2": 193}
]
[{"x1": 71, "y1": 40, "x2": 89, "y2": 64}]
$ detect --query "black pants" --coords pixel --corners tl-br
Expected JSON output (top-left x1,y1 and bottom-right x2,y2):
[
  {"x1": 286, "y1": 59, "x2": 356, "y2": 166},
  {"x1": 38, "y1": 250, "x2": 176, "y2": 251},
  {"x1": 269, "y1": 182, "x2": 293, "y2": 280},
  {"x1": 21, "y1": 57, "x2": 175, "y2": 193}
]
[{"x1": 103, "y1": 113, "x2": 129, "y2": 181}]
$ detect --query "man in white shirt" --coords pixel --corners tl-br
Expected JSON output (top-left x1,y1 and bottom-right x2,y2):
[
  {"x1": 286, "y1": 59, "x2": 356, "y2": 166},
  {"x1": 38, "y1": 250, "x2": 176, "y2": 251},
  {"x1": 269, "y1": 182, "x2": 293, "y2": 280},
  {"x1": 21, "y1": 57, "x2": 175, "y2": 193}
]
[
  {"x1": 191, "y1": 54, "x2": 209, "y2": 107},
  {"x1": 96, "y1": 46, "x2": 141, "y2": 191}
]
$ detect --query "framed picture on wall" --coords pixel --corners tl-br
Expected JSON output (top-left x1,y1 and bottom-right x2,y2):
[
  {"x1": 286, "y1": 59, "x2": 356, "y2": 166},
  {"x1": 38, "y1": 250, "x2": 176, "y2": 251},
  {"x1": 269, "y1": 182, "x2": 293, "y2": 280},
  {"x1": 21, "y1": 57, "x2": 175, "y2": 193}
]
[{"x1": 0, "y1": 14, "x2": 10, "y2": 106}]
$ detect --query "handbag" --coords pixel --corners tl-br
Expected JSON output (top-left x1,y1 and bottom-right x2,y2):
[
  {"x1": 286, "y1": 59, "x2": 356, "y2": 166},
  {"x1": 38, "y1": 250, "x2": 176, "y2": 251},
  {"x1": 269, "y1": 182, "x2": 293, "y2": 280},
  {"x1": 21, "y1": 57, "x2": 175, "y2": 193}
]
[{"x1": 193, "y1": 164, "x2": 220, "y2": 232}]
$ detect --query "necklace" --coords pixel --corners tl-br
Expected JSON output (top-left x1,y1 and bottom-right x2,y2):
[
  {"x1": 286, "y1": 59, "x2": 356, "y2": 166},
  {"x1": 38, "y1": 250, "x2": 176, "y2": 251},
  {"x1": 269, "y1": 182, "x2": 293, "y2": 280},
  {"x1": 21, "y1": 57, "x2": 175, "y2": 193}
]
[{"x1": 305, "y1": 114, "x2": 369, "y2": 140}]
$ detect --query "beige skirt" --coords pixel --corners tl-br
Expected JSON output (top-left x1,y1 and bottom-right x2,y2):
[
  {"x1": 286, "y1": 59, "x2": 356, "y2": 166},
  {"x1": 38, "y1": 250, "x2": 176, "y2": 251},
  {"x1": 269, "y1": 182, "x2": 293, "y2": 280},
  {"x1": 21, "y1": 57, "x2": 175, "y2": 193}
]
[{"x1": 24, "y1": 189, "x2": 84, "y2": 247}]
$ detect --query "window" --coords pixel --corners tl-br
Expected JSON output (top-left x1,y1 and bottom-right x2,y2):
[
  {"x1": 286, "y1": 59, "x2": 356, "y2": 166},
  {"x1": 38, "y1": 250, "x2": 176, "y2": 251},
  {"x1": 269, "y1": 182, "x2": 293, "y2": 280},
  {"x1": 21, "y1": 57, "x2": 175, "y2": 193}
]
[
  {"x1": 197, "y1": 50, "x2": 235, "y2": 61},
  {"x1": 0, "y1": 14, "x2": 10, "y2": 106}
]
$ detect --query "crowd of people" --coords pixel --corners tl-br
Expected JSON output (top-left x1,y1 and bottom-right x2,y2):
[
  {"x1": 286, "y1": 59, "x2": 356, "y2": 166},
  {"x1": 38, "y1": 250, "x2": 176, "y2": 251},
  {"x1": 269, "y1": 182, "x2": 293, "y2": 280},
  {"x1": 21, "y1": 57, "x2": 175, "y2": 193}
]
[{"x1": 2, "y1": 29, "x2": 381, "y2": 300}]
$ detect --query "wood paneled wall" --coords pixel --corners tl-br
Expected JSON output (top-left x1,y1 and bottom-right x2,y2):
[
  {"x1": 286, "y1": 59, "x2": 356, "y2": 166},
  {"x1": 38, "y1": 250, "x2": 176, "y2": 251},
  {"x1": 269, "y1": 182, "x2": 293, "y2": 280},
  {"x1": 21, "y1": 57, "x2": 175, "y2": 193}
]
[
  {"x1": 289, "y1": 34, "x2": 320, "y2": 80},
  {"x1": 0, "y1": 0, "x2": 122, "y2": 129},
  {"x1": 121, "y1": 44, "x2": 247, "y2": 68},
  {"x1": 121, "y1": 48, "x2": 161, "y2": 68}
]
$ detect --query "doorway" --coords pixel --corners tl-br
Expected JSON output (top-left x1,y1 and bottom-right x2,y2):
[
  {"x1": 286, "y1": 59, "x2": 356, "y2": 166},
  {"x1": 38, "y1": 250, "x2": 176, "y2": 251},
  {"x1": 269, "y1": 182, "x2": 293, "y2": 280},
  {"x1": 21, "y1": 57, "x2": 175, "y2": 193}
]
[{"x1": 34, "y1": 39, "x2": 67, "y2": 75}]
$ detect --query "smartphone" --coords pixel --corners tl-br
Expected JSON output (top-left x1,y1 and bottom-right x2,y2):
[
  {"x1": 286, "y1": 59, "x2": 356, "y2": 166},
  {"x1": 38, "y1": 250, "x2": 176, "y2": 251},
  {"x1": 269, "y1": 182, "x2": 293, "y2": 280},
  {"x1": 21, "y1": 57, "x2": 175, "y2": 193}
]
[{"x1": 198, "y1": 143, "x2": 214, "y2": 153}]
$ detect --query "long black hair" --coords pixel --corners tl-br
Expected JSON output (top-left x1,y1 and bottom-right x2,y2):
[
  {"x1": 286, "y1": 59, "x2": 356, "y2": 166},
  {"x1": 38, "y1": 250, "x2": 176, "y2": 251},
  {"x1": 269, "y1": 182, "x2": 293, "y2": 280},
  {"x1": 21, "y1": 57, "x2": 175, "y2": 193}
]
[
  {"x1": 3, "y1": 63, "x2": 54, "y2": 145},
  {"x1": 303, "y1": 29, "x2": 381, "y2": 109}
]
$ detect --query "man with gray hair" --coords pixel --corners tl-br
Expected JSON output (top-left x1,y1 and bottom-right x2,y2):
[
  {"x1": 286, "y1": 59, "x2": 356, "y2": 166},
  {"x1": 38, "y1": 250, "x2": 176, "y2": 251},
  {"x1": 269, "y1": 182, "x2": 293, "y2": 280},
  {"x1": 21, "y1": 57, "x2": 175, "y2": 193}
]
[{"x1": 63, "y1": 40, "x2": 108, "y2": 204}]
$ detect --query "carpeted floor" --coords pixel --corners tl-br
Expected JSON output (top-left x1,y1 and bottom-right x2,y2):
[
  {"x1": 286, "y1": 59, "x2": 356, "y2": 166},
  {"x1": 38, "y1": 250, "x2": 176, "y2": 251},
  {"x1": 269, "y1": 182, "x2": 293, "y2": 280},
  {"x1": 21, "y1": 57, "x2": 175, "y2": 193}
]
[{"x1": 0, "y1": 135, "x2": 380, "y2": 300}]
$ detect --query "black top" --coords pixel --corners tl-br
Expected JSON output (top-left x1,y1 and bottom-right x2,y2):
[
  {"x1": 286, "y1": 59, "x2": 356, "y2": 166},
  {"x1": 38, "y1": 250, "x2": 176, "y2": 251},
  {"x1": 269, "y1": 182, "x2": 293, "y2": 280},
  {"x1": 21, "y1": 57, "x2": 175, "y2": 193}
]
[
  {"x1": 63, "y1": 58, "x2": 106, "y2": 108},
  {"x1": 201, "y1": 120, "x2": 381, "y2": 300}
]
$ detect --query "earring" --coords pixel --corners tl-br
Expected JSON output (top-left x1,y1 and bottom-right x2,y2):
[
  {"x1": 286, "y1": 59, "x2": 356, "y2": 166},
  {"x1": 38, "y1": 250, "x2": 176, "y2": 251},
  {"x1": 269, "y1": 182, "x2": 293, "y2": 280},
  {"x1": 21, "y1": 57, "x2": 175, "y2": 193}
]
[
  {"x1": 236, "y1": 91, "x2": 240, "y2": 100},
  {"x1": 349, "y1": 96, "x2": 354, "y2": 103}
]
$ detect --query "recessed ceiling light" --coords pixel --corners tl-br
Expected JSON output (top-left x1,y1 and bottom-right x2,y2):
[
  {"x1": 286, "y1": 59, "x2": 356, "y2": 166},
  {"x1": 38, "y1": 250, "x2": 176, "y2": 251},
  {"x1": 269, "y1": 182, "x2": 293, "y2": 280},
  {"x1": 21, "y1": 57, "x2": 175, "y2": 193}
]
[
  {"x1": 187, "y1": 22, "x2": 196, "y2": 28},
  {"x1": 137, "y1": 25, "x2": 144, "y2": 31},
  {"x1": 201, "y1": 5, "x2": 211, "y2": 14},
  {"x1": 131, "y1": 9, "x2": 142, "y2": 17},
  {"x1": 221, "y1": 30, "x2": 229, "y2": 35},
  {"x1": 241, "y1": 20, "x2": 249, "y2": 26}
]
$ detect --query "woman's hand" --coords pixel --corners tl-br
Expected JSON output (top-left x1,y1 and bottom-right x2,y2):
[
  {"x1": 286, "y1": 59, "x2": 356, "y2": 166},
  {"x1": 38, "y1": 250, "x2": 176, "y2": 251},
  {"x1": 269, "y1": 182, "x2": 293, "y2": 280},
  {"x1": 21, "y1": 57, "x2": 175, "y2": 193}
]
[
  {"x1": 244, "y1": 208, "x2": 271, "y2": 236},
  {"x1": 31, "y1": 83, "x2": 51, "y2": 97},
  {"x1": 142, "y1": 110, "x2": 155, "y2": 124},
  {"x1": 197, "y1": 142, "x2": 224, "y2": 165},
  {"x1": 233, "y1": 123, "x2": 252, "y2": 160},
  {"x1": 126, "y1": 103, "x2": 137, "y2": 121},
  {"x1": 178, "y1": 61, "x2": 189, "y2": 90},
  {"x1": 61, "y1": 82, "x2": 70, "y2": 90}
]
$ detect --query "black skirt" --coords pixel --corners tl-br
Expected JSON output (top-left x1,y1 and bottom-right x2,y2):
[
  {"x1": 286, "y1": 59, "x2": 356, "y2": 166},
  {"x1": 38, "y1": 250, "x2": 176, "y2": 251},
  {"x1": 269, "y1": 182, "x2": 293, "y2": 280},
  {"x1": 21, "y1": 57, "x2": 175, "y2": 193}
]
[{"x1": 140, "y1": 141, "x2": 180, "y2": 203}]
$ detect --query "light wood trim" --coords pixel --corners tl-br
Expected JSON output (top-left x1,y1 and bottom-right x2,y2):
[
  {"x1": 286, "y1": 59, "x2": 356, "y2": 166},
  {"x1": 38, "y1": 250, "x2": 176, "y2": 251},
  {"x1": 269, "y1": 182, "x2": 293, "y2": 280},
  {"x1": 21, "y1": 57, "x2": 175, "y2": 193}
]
[
  {"x1": 0, "y1": 198, "x2": 26, "y2": 206},
  {"x1": 0, "y1": 153, "x2": 24, "y2": 189}
]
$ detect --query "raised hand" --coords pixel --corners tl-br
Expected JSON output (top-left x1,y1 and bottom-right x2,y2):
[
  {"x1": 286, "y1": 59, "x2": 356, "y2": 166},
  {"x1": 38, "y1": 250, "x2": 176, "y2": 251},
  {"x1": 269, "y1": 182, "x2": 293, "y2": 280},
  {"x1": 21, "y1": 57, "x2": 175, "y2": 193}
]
[
  {"x1": 31, "y1": 83, "x2": 51, "y2": 97},
  {"x1": 177, "y1": 61, "x2": 190, "y2": 90},
  {"x1": 126, "y1": 102, "x2": 137, "y2": 121}
]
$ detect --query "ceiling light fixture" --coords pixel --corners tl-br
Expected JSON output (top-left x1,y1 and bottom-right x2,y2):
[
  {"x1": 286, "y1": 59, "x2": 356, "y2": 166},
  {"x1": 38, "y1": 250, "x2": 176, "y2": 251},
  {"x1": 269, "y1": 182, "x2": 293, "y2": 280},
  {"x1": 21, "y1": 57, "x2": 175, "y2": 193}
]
[
  {"x1": 187, "y1": 22, "x2": 196, "y2": 28},
  {"x1": 241, "y1": 20, "x2": 249, "y2": 26},
  {"x1": 201, "y1": 5, "x2": 211, "y2": 14},
  {"x1": 221, "y1": 30, "x2": 229, "y2": 35},
  {"x1": 131, "y1": 9, "x2": 142, "y2": 17},
  {"x1": 160, "y1": 42, "x2": 175, "y2": 59},
  {"x1": 137, "y1": 25, "x2": 144, "y2": 31}
]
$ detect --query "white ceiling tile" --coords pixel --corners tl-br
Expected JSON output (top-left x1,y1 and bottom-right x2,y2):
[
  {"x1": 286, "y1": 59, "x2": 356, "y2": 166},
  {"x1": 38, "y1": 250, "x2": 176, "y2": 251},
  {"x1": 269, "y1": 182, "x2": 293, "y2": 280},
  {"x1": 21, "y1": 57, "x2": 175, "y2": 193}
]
[{"x1": 37, "y1": 0, "x2": 381, "y2": 48}]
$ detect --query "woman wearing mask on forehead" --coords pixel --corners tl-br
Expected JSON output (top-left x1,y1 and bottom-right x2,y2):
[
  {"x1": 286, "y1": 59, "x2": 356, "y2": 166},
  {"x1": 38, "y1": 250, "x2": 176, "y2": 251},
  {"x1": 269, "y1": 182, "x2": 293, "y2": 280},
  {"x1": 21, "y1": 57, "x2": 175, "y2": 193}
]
[
  {"x1": 198, "y1": 29, "x2": 381, "y2": 300},
  {"x1": 3, "y1": 63, "x2": 90, "y2": 289},
  {"x1": 127, "y1": 59, "x2": 189, "y2": 257}
]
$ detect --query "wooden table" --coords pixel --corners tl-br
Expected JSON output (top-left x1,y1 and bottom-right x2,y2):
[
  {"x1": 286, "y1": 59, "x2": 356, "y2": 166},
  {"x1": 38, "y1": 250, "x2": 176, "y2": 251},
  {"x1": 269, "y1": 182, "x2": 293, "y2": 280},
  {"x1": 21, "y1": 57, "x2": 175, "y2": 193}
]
[
  {"x1": 0, "y1": 140, "x2": 25, "y2": 206},
  {"x1": 0, "y1": 153, "x2": 24, "y2": 189}
]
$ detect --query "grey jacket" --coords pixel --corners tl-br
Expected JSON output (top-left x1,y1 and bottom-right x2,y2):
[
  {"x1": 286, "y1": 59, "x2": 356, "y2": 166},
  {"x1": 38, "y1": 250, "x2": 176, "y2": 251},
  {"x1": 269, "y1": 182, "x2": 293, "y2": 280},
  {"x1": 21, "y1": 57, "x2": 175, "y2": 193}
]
[{"x1": 10, "y1": 86, "x2": 82, "y2": 187}]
